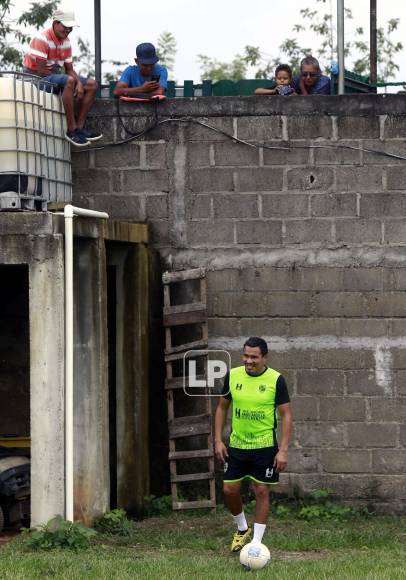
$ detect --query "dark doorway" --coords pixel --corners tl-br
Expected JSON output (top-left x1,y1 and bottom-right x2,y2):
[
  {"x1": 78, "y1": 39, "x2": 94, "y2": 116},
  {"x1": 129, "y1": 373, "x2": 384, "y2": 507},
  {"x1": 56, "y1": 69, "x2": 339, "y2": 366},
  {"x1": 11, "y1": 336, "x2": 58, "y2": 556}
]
[{"x1": 107, "y1": 265, "x2": 117, "y2": 509}]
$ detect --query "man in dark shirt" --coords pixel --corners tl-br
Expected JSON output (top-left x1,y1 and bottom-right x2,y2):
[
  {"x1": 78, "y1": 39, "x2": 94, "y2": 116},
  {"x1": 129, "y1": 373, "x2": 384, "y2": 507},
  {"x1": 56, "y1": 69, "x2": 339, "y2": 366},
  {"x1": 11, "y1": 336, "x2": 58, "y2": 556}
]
[
  {"x1": 214, "y1": 336, "x2": 292, "y2": 552},
  {"x1": 292, "y1": 55, "x2": 331, "y2": 95}
]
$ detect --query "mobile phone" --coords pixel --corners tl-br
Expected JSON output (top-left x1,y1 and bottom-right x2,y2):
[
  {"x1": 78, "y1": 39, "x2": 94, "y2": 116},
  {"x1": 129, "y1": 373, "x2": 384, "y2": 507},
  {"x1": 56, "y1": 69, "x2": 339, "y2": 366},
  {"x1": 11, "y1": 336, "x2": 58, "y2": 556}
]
[{"x1": 151, "y1": 74, "x2": 160, "y2": 82}]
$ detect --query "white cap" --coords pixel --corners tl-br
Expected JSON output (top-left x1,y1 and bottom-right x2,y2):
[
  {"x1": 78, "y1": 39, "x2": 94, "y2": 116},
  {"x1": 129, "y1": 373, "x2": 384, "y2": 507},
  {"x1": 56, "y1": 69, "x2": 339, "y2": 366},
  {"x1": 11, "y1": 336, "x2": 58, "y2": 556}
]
[{"x1": 52, "y1": 9, "x2": 78, "y2": 27}]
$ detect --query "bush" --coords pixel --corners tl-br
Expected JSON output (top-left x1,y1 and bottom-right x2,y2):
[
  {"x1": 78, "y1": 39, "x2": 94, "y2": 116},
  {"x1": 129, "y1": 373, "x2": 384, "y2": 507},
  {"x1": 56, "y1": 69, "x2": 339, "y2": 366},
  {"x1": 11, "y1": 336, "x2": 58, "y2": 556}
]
[
  {"x1": 143, "y1": 495, "x2": 172, "y2": 517},
  {"x1": 93, "y1": 509, "x2": 132, "y2": 536},
  {"x1": 22, "y1": 516, "x2": 97, "y2": 550}
]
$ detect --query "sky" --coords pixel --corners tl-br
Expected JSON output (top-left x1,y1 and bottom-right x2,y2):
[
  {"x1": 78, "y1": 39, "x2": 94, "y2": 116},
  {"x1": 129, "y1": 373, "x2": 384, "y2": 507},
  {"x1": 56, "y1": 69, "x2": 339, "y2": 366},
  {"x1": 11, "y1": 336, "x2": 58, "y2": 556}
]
[{"x1": 15, "y1": 0, "x2": 406, "y2": 89}]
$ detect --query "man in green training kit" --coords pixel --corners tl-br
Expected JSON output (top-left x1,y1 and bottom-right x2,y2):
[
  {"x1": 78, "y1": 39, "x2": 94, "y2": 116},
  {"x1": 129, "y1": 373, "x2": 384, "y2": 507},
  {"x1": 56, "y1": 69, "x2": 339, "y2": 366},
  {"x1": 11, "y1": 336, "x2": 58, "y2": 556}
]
[{"x1": 214, "y1": 336, "x2": 292, "y2": 552}]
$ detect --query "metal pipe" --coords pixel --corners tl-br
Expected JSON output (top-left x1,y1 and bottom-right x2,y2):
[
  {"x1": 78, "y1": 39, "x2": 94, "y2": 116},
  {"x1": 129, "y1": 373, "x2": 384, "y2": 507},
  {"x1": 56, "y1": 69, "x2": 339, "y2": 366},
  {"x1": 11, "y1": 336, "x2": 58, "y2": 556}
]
[
  {"x1": 64, "y1": 204, "x2": 109, "y2": 521},
  {"x1": 94, "y1": 0, "x2": 102, "y2": 92},
  {"x1": 370, "y1": 0, "x2": 377, "y2": 88},
  {"x1": 337, "y1": 0, "x2": 345, "y2": 94}
]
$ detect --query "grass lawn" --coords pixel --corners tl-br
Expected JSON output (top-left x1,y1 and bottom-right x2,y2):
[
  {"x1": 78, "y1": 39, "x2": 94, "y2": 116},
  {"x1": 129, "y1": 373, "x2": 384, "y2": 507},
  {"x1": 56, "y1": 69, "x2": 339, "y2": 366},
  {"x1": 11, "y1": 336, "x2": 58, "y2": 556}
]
[{"x1": 0, "y1": 509, "x2": 405, "y2": 579}]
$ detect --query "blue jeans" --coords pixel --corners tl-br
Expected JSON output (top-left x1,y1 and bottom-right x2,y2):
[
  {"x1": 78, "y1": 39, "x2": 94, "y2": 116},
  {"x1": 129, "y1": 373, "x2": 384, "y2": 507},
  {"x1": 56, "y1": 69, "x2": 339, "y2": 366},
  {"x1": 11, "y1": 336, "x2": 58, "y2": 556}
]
[{"x1": 23, "y1": 69, "x2": 88, "y2": 94}]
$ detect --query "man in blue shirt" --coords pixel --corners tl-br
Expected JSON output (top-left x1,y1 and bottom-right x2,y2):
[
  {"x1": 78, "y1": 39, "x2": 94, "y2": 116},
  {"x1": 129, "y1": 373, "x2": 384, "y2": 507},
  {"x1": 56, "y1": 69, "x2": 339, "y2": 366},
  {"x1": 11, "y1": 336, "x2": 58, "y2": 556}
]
[
  {"x1": 292, "y1": 56, "x2": 330, "y2": 95},
  {"x1": 113, "y1": 42, "x2": 168, "y2": 97}
]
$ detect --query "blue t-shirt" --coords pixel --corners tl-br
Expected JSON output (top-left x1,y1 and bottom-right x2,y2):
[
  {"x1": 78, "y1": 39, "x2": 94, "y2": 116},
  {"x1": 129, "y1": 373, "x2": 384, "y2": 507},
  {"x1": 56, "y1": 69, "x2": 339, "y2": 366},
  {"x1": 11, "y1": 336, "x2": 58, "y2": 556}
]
[
  {"x1": 292, "y1": 74, "x2": 331, "y2": 95},
  {"x1": 119, "y1": 64, "x2": 168, "y2": 89}
]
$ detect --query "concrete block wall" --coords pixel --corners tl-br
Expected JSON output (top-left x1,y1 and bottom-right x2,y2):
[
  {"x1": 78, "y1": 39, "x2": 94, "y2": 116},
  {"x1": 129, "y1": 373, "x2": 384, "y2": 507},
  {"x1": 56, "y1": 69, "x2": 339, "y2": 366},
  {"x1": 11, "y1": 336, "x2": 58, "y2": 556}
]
[{"x1": 73, "y1": 95, "x2": 406, "y2": 510}]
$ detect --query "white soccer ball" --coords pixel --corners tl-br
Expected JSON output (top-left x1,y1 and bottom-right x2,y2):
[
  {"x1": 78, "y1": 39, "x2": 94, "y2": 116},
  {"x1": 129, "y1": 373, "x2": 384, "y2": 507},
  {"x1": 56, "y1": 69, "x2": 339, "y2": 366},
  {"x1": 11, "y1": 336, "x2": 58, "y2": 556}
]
[{"x1": 239, "y1": 541, "x2": 271, "y2": 571}]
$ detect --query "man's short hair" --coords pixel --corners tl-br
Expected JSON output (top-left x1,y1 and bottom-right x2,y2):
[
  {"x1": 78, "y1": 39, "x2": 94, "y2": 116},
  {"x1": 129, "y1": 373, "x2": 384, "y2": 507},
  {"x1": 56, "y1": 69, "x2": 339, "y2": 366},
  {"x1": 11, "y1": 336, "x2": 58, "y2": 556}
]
[
  {"x1": 275, "y1": 64, "x2": 292, "y2": 79},
  {"x1": 243, "y1": 337, "x2": 268, "y2": 355},
  {"x1": 300, "y1": 55, "x2": 321, "y2": 72}
]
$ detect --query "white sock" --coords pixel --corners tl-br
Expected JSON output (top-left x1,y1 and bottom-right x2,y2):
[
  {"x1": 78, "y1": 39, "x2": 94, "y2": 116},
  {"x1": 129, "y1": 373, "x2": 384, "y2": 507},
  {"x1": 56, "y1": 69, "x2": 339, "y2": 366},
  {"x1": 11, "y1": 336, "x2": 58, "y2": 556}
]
[
  {"x1": 233, "y1": 511, "x2": 248, "y2": 532},
  {"x1": 252, "y1": 523, "x2": 266, "y2": 544}
]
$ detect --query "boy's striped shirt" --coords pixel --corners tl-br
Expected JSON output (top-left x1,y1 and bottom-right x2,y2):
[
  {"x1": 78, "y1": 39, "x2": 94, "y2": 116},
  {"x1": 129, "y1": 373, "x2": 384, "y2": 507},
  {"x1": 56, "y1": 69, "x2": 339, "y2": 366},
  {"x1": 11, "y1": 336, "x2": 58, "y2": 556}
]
[{"x1": 23, "y1": 27, "x2": 72, "y2": 72}]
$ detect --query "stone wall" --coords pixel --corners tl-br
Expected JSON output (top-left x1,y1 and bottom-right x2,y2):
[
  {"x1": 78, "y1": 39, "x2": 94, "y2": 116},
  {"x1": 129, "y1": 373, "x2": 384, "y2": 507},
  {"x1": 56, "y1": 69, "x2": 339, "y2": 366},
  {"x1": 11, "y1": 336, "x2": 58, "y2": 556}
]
[{"x1": 73, "y1": 95, "x2": 406, "y2": 510}]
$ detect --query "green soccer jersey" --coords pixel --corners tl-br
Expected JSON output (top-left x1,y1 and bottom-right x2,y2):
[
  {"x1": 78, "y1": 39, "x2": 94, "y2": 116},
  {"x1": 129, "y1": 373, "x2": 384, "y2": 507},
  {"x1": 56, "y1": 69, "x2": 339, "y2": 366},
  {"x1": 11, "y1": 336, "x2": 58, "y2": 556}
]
[{"x1": 222, "y1": 366, "x2": 290, "y2": 450}]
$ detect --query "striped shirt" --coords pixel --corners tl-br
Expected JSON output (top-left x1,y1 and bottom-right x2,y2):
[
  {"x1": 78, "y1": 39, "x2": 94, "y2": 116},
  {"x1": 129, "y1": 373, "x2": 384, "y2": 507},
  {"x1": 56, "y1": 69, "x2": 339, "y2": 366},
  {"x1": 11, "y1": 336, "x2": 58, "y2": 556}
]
[{"x1": 23, "y1": 26, "x2": 72, "y2": 73}]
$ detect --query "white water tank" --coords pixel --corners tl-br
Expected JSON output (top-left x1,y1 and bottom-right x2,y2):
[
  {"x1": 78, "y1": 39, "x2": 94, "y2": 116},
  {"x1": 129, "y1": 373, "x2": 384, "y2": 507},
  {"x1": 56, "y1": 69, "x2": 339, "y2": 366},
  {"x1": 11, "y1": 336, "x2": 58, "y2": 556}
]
[{"x1": 0, "y1": 73, "x2": 72, "y2": 210}]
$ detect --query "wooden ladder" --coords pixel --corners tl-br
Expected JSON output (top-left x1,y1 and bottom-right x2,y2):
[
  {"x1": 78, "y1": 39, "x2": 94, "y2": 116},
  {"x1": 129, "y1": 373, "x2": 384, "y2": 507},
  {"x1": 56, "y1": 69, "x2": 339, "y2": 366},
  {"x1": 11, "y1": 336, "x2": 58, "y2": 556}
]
[{"x1": 163, "y1": 268, "x2": 216, "y2": 511}]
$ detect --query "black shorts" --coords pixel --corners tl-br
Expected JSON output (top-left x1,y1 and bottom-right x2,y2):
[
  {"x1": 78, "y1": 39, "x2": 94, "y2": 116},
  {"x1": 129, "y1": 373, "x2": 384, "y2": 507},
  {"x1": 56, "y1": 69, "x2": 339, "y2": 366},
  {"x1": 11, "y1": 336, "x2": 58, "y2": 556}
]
[{"x1": 223, "y1": 446, "x2": 279, "y2": 485}]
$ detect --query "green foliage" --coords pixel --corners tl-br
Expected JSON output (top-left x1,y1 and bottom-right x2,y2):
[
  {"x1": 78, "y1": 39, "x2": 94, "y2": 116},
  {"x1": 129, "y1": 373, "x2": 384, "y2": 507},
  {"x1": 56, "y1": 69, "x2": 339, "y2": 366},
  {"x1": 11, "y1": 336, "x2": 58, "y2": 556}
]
[
  {"x1": 143, "y1": 494, "x2": 172, "y2": 516},
  {"x1": 0, "y1": 0, "x2": 59, "y2": 69},
  {"x1": 93, "y1": 509, "x2": 132, "y2": 536},
  {"x1": 156, "y1": 30, "x2": 177, "y2": 75},
  {"x1": 22, "y1": 515, "x2": 97, "y2": 551},
  {"x1": 72, "y1": 36, "x2": 126, "y2": 83},
  {"x1": 197, "y1": 1, "x2": 402, "y2": 83}
]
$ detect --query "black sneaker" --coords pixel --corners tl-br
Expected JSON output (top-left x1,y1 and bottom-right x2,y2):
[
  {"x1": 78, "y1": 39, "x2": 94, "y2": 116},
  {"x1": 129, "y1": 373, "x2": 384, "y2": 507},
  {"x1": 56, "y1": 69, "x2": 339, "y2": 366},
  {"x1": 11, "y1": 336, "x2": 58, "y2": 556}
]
[
  {"x1": 65, "y1": 129, "x2": 89, "y2": 147},
  {"x1": 79, "y1": 127, "x2": 103, "y2": 142}
]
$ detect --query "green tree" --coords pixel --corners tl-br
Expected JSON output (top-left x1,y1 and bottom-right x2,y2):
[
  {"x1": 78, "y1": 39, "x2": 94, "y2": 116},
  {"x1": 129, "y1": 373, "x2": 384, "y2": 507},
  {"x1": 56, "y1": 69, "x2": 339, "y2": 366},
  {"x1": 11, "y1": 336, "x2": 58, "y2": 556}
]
[
  {"x1": 197, "y1": 1, "x2": 402, "y2": 83},
  {"x1": 72, "y1": 36, "x2": 126, "y2": 84},
  {"x1": 156, "y1": 30, "x2": 177, "y2": 75},
  {"x1": 0, "y1": 0, "x2": 59, "y2": 69}
]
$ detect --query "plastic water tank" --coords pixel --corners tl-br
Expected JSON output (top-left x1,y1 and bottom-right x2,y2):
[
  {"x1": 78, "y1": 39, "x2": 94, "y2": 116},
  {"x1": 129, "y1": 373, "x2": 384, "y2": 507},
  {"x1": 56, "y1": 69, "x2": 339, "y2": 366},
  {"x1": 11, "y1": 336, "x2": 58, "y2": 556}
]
[{"x1": 0, "y1": 73, "x2": 72, "y2": 210}]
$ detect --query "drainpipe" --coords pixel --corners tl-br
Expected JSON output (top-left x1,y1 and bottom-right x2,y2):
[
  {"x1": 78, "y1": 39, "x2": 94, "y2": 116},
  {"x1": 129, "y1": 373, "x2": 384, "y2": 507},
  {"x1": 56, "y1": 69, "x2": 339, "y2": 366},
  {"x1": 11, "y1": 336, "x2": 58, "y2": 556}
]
[
  {"x1": 64, "y1": 204, "x2": 109, "y2": 521},
  {"x1": 337, "y1": 0, "x2": 345, "y2": 95}
]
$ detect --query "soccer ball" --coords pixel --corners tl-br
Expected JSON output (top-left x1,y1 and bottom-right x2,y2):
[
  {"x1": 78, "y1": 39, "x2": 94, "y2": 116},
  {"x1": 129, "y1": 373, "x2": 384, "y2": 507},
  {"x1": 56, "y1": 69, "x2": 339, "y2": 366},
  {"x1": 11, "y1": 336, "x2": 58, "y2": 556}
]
[{"x1": 239, "y1": 541, "x2": 271, "y2": 570}]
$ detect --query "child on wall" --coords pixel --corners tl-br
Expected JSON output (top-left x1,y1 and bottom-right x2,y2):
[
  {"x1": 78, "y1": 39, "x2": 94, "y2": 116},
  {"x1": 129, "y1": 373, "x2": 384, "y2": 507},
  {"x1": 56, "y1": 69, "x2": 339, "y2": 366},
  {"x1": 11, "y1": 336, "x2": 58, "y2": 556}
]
[{"x1": 255, "y1": 64, "x2": 296, "y2": 96}]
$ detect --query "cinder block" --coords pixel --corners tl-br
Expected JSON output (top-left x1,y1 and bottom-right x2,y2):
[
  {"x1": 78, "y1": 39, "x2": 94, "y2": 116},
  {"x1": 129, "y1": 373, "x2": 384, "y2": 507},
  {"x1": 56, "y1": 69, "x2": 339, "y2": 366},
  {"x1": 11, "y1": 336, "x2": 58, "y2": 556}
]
[
  {"x1": 214, "y1": 142, "x2": 259, "y2": 166},
  {"x1": 383, "y1": 115, "x2": 406, "y2": 138},
  {"x1": 146, "y1": 194, "x2": 168, "y2": 218},
  {"x1": 237, "y1": 116, "x2": 283, "y2": 141},
  {"x1": 285, "y1": 449, "x2": 319, "y2": 473},
  {"x1": 122, "y1": 169, "x2": 168, "y2": 193},
  {"x1": 342, "y1": 268, "x2": 383, "y2": 291},
  {"x1": 262, "y1": 141, "x2": 310, "y2": 165},
  {"x1": 287, "y1": 167, "x2": 334, "y2": 191},
  {"x1": 207, "y1": 270, "x2": 241, "y2": 291},
  {"x1": 237, "y1": 167, "x2": 284, "y2": 192},
  {"x1": 339, "y1": 319, "x2": 388, "y2": 337},
  {"x1": 370, "y1": 475, "x2": 406, "y2": 500},
  {"x1": 148, "y1": 220, "x2": 170, "y2": 245},
  {"x1": 239, "y1": 317, "x2": 288, "y2": 336},
  {"x1": 390, "y1": 319, "x2": 406, "y2": 336},
  {"x1": 208, "y1": 317, "x2": 240, "y2": 336},
  {"x1": 294, "y1": 422, "x2": 344, "y2": 448},
  {"x1": 335, "y1": 219, "x2": 382, "y2": 244},
  {"x1": 188, "y1": 142, "x2": 211, "y2": 167},
  {"x1": 383, "y1": 269, "x2": 406, "y2": 291},
  {"x1": 311, "y1": 193, "x2": 356, "y2": 217},
  {"x1": 370, "y1": 398, "x2": 406, "y2": 422},
  {"x1": 268, "y1": 350, "x2": 315, "y2": 370},
  {"x1": 361, "y1": 139, "x2": 406, "y2": 165},
  {"x1": 392, "y1": 349, "x2": 406, "y2": 369},
  {"x1": 396, "y1": 370, "x2": 406, "y2": 396},
  {"x1": 88, "y1": 194, "x2": 144, "y2": 221},
  {"x1": 209, "y1": 291, "x2": 312, "y2": 317},
  {"x1": 346, "y1": 370, "x2": 388, "y2": 396},
  {"x1": 236, "y1": 221, "x2": 282, "y2": 244},
  {"x1": 145, "y1": 143, "x2": 167, "y2": 169},
  {"x1": 299, "y1": 268, "x2": 343, "y2": 291},
  {"x1": 364, "y1": 292, "x2": 406, "y2": 317},
  {"x1": 319, "y1": 397, "x2": 365, "y2": 421},
  {"x1": 315, "y1": 292, "x2": 365, "y2": 317},
  {"x1": 238, "y1": 268, "x2": 300, "y2": 291},
  {"x1": 95, "y1": 145, "x2": 140, "y2": 168},
  {"x1": 372, "y1": 450, "x2": 406, "y2": 474},
  {"x1": 189, "y1": 195, "x2": 211, "y2": 219},
  {"x1": 262, "y1": 194, "x2": 309, "y2": 218},
  {"x1": 359, "y1": 194, "x2": 406, "y2": 217},
  {"x1": 296, "y1": 370, "x2": 344, "y2": 395},
  {"x1": 313, "y1": 140, "x2": 361, "y2": 165},
  {"x1": 284, "y1": 219, "x2": 332, "y2": 244},
  {"x1": 336, "y1": 166, "x2": 383, "y2": 192},
  {"x1": 287, "y1": 318, "x2": 338, "y2": 336},
  {"x1": 337, "y1": 116, "x2": 380, "y2": 139},
  {"x1": 287, "y1": 116, "x2": 333, "y2": 139},
  {"x1": 71, "y1": 150, "x2": 90, "y2": 169},
  {"x1": 315, "y1": 349, "x2": 371, "y2": 369},
  {"x1": 189, "y1": 116, "x2": 234, "y2": 141},
  {"x1": 72, "y1": 168, "x2": 111, "y2": 194},
  {"x1": 214, "y1": 194, "x2": 259, "y2": 218},
  {"x1": 187, "y1": 221, "x2": 234, "y2": 245},
  {"x1": 400, "y1": 425, "x2": 406, "y2": 446},
  {"x1": 320, "y1": 449, "x2": 371, "y2": 473},
  {"x1": 290, "y1": 396, "x2": 318, "y2": 421},
  {"x1": 190, "y1": 168, "x2": 234, "y2": 192},
  {"x1": 347, "y1": 423, "x2": 398, "y2": 448},
  {"x1": 383, "y1": 220, "x2": 406, "y2": 244}
]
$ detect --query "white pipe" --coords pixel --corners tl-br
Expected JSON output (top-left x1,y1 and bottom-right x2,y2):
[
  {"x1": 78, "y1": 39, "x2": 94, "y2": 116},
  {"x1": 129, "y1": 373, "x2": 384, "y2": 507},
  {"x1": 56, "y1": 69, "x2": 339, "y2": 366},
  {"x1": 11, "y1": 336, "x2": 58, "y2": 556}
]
[
  {"x1": 337, "y1": 0, "x2": 345, "y2": 95},
  {"x1": 64, "y1": 204, "x2": 109, "y2": 521}
]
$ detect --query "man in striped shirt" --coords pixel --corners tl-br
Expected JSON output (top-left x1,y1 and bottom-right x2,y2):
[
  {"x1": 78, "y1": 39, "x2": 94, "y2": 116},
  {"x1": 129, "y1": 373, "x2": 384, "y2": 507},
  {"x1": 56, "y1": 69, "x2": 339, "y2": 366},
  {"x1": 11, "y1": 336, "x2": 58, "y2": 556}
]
[{"x1": 23, "y1": 9, "x2": 102, "y2": 147}]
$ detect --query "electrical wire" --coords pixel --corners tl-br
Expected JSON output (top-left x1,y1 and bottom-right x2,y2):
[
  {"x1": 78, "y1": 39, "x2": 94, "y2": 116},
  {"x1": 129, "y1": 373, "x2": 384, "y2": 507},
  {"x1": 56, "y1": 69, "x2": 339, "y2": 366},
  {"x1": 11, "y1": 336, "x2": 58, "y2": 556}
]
[{"x1": 77, "y1": 100, "x2": 406, "y2": 162}]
